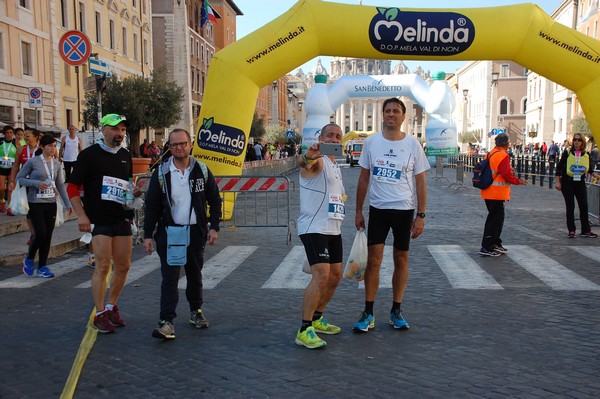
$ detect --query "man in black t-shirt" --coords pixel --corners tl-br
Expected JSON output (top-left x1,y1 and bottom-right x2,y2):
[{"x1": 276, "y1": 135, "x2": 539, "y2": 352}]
[{"x1": 68, "y1": 114, "x2": 141, "y2": 334}]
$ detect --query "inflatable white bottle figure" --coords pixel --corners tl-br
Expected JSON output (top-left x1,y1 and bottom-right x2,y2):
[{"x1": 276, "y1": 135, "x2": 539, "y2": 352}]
[
  {"x1": 425, "y1": 71, "x2": 458, "y2": 166},
  {"x1": 301, "y1": 74, "x2": 334, "y2": 154}
]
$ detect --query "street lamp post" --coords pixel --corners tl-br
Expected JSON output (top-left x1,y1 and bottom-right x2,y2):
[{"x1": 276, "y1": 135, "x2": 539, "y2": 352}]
[
  {"x1": 271, "y1": 80, "x2": 278, "y2": 126},
  {"x1": 287, "y1": 91, "x2": 294, "y2": 129},
  {"x1": 488, "y1": 72, "x2": 499, "y2": 150},
  {"x1": 462, "y1": 88, "x2": 469, "y2": 139}
]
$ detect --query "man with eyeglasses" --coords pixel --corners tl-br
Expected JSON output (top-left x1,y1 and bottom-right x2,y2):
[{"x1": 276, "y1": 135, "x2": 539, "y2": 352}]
[
  {"x1": 143, "y1": 128, "x2": 221, "y2": 340},
  {"x1": 68, "y1": 113, "x2": 141, "y2": 333}
]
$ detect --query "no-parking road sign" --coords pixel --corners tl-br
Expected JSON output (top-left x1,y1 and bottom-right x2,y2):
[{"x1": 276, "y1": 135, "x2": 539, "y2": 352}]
[
  {"x1": 59, "y1": 30, "x2": 91, "y2": 67},
  {"x1": 29, "y1": 87, "x2": 42, "y2": 108}
]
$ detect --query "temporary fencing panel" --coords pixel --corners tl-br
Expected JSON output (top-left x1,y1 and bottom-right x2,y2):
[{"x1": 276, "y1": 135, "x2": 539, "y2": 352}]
[
  {"x1": 132, "y1": 175, "x2": 152, "y2": 244},
  {"x1": 217, "y1": 175, "x2": 293, "y2": 244},
  {"x1": 587, "y1": 182, "x2": 600, "y2": 222}
]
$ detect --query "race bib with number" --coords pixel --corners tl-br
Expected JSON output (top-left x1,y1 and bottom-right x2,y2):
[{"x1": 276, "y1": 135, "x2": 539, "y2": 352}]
[
  {"x1": 37, "y1": 186, "x2": 55, "y2": 199},
  {"x1": 0, "y1": 157, "x2": 14, "y2": 168},
  {"x1": 328, "y1": 193, "x2": 345, "y2": 220},
  {"x1": 373, "y1": 158, "x2": 402, "y2": 184},
  {"x1": 570, "y1": 164, "x2": 586, "y2": 181},
  {"x1": 101, "y1": 176, "x2": 128, "y2": 204}
]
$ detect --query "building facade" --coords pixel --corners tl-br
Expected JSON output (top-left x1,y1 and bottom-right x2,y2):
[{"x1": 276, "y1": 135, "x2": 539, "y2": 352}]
[
  {"x1": 0, "y1": 0, "x2": 153, "y2": 132},
  {"x1": 525, "y1": 0, "x2": 600, "y2": 148},
  {"x1": 0, "y1": 1, "x2": 55, "y2": 129},
  {"x1": 455, "y1": 60, "x2": 527, "y2": 151},
  {"x1": 151, "y1": 0, "x2": 241, "y2": 139}
]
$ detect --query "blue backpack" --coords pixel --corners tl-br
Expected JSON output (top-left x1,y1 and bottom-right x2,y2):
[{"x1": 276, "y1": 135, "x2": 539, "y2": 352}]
[{"x1": 472, "y1": 151, "x2": 499, "y2": 189}]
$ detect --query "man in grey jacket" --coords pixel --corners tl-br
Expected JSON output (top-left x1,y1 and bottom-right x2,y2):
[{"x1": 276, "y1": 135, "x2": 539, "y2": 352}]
[{"x1": 143, "y1": 128, "x2": 222, "y2": 340}]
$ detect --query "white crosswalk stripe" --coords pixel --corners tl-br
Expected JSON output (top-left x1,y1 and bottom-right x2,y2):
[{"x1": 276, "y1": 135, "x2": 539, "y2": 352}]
[
  {"x1": 511, "y1": 226, "x2": 556, "y2": 241},
  {"x1": 262, "y1": 245, "x2": 311, "y2": 289},
  {"x1": 75, "y1": 252, "x2": 160, "y2": 289},
  {"x1": 0, "y1": 255, "x2": 89, "y2": 289},
  {"x1": 1, "y1": 245, "x2": 599, "y2": 291},
  {"x1": 568, "y1": 246, "x2": 600, "y2": 263},
  {"x1": 428, "y1": 245, "x2": 503, "y2": 289},
  {"x1": 506, "y1": 245, "x2": 600, "y2": 290},
  {"x1": 179, "y1": 246, "x2": 258, "y2": 289}
]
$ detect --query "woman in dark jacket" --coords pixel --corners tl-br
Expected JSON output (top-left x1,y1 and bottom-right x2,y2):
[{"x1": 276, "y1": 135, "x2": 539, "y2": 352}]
[{"x1": 555, "y1": 133, "x2": 597, "y2": 238}]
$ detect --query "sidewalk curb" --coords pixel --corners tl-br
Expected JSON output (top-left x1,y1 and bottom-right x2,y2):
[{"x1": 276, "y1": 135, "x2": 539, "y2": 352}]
[{"x1": 0, "y1": 238, "x2": 85, "y2": 267}]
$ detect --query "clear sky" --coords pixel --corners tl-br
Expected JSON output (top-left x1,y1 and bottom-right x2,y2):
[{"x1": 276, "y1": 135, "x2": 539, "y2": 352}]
[{"x1": 233, "y1": 0, "x2": 562, "y2": 75}]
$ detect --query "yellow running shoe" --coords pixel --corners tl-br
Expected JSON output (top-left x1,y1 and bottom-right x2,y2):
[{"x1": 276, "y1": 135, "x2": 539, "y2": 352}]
[
  {"x1": 295, "y1": 326, "x2": 326, "y2": 349},
  {"x1": 312, "y1": 316, "x2": 341, "y2": 335}
]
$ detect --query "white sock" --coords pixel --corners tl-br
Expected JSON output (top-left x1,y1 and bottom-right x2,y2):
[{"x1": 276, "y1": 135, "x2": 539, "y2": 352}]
[{"x1": 105, "y1": 304, "x2": 114, "y2": 311}]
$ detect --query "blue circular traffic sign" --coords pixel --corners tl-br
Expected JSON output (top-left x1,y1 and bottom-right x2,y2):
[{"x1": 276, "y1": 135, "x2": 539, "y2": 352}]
[
  {"x1": 59, "y1": 30, "x2": 91, "y2": 67},
  {"x1": 29, "y1": 88, "x2": 41, "y2": 99}
]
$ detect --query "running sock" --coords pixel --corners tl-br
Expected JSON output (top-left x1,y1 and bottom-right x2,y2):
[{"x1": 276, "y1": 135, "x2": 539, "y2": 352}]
[
  {"x1": 365, "y1": 301, "x2": 374, "y2": 315},
  {"x1": 105, "y1": 304, "x2": 115, "y2": 311},
  {"x1": 96, "y1": 309, "x2": 107, "y2": 316},
  {"x1": 312, "y1": 311, "x2": 322, "y2": 321},
  {"x1": 300, "y1": 320, "x2": 312, "y2": 332},
  {"x1": 391, "y1": 302, "x2": 402, "y2": 313}
]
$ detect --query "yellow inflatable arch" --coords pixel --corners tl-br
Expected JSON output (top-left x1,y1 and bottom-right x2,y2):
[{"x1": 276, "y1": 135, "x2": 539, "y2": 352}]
[{"x1": 194, "y1": 0, "x2": 600, "y2": 217}]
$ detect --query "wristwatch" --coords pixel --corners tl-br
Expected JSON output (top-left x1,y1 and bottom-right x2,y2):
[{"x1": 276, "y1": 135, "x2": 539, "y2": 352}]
[{"x1": 416, "y1": 212, "x2": 426, "y2": 219}]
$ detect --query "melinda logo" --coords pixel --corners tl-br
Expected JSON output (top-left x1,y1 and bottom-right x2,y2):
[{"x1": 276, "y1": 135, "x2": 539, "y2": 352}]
[
  {"x1": 197, "y1": 117, "x2": 246, "y2": 157},
  {"x1": 369, "y1": 8, "x2": 475, "y2": 56}
]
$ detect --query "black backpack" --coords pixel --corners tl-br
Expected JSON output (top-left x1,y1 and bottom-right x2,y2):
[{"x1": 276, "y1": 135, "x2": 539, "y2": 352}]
[{"x1": 472, "y1": 151, "x2": 499, "y2": 189}]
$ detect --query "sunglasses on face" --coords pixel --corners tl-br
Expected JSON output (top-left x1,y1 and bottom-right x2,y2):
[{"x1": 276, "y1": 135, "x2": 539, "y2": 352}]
[{"x1": 573, "y1": 138, "x2": 583, "y2": 142}]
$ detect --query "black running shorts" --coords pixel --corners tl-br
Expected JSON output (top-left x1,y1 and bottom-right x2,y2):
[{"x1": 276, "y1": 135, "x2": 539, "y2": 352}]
[{"x1": 367, "y1": 206, "x2": 414, "y2": 251}]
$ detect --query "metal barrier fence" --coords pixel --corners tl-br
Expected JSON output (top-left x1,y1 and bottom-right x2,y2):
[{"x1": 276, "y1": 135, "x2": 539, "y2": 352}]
[
  {"x1": 446, "y1": 154, "x2": 557, "y2": 189},
  {"x1": 131, "y1": 157, "x2": 299, "y2": 244},
  {"x1": 448, "y1": 159, "x2": 468, "y2": 190},
  {"x1": 444, "y1": 154, "x2": 600, "y2": 222},
  {"x1": 431, "y1": 156, "x2": 450, "y2": 183},
  {"x1": 243, "y1": 156, "x2": 299, "y2": 176},
  {"x1": 587, "y1": 182, "x2": 600, "y2": 223},
  {"x1": 217, "y1": 175, "x2": 294, "y2": 244},
  {"x1": 132, "y1": 174, "x2": 152, "y2": 244}
]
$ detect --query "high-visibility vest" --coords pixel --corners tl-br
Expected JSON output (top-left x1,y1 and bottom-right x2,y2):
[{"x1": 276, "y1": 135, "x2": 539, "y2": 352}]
[{"x1": 481, "y1": 148, "x2": 511, "y2": 200}]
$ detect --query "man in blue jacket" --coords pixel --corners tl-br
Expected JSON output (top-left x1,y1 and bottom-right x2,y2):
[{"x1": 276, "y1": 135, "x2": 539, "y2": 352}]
[{"x1": 143, "y1": 128, "x2": 222, "y2": 340}]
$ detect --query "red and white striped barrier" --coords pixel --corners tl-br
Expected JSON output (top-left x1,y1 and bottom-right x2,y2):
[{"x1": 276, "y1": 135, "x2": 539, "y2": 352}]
[{"x1": 216, "y1": 176, "x2": 289, "y2": 192}]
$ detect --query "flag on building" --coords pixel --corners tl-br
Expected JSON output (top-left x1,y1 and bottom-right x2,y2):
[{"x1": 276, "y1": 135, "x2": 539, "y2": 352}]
[
  {"x1": 200, "y1": 0, "x2": 217, "y2": 26},
  {"x1": 207, "y1": 1, "x2": 217, "y2": 23}
]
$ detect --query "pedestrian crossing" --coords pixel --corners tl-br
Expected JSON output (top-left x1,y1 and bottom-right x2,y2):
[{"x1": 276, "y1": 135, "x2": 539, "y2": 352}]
[{"x1": 1, "y1": 245, "x2": 599, "y2": 291}]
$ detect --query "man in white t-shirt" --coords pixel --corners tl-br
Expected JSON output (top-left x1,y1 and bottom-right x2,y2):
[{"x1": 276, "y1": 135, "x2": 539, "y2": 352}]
[
  {"x1": 60, "y1": 125, "x2": 82, "y2": 181},
  {"x1": 295, "y1": 123, "x2": 345, "y2": 349},
  {"x1": 353, "y1": 98, "x2": 430, "y2": 333}
]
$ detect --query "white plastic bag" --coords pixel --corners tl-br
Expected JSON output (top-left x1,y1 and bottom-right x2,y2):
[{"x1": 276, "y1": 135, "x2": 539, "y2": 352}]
[
  {"x1": 344, "y1": 229, "x2": 368, "y2": 281},
  {"x1": 55, "y1": 195, "x2": 65, "y2": 227},
  {"x1": 9, "y1": 182, "x2": 29, "y2": 215}
]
